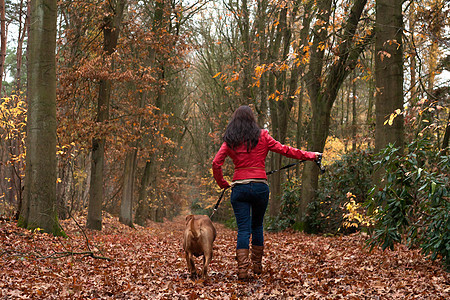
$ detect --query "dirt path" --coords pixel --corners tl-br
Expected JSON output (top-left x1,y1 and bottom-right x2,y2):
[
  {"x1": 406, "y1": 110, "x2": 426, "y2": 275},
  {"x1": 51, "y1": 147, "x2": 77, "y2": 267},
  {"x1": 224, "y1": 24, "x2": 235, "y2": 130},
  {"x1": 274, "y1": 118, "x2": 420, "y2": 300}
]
[{"x1": 1, "y1": 214, "x2": 449, "y2": 299}]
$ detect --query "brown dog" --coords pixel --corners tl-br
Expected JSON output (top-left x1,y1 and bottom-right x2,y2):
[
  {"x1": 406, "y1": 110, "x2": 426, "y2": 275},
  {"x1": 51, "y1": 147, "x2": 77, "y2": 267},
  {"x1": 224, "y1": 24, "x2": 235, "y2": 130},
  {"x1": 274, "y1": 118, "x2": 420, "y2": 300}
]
[{"x1": 183, "y1": 215, "x2": 216, "y2": 278}]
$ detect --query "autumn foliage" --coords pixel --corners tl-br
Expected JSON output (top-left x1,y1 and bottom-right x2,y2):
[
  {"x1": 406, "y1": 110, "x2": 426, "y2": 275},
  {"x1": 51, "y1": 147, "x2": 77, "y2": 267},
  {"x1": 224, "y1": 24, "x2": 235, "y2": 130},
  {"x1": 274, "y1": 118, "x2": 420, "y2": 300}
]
[{"x1": 0, "y1": 0, "x2": 449, "y2": 296}]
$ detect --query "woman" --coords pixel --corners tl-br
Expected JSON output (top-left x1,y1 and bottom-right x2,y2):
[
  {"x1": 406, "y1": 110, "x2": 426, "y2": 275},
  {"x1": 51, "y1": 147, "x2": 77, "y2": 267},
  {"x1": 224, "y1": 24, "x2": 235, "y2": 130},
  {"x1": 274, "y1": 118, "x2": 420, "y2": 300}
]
[{"x1": 212, "y1": 105, "x2": 320, "y2": 280}]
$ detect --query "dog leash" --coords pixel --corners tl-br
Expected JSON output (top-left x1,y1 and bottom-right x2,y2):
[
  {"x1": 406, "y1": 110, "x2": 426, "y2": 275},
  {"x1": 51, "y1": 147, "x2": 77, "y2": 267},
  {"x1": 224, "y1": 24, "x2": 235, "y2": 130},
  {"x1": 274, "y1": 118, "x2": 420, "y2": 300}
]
[
  {"x1": 210, "y1": 187, "x2": 229, "y2": 219},
  {"x1": 209, "y1": 154, "x2": 325, "y2": 219},
  {"x1": 265, "y1": 153, "x2": 325, "y2": 175}
]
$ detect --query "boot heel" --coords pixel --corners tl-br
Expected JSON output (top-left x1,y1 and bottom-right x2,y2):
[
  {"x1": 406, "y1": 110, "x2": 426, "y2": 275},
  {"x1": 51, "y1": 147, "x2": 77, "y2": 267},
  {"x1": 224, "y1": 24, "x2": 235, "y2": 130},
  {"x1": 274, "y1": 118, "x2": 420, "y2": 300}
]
[{"x1": 251, "y1": 245, "x2": 264, "y2": 274}]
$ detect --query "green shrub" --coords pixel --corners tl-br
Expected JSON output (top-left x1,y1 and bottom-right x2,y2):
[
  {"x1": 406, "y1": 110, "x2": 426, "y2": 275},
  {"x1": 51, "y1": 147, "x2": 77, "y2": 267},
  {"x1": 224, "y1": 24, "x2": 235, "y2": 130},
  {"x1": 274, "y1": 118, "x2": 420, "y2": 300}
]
[
  {"x1": 367, "y1": 140, "x2": 450, "y2": 270},
  {"x1": 265, "y1": 150, "x2": 373, "y2": 234},
  {"x1": 306, "y1": 150, "x2": 374, "y2": 234}
]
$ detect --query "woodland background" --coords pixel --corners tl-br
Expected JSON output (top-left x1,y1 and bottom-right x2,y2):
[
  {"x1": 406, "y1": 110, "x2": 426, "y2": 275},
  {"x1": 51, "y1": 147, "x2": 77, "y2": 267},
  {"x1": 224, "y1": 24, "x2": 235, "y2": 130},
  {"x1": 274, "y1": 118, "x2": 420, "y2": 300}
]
[{"x1": 0, "y1": 0, "x2": 449, "y2": 294}]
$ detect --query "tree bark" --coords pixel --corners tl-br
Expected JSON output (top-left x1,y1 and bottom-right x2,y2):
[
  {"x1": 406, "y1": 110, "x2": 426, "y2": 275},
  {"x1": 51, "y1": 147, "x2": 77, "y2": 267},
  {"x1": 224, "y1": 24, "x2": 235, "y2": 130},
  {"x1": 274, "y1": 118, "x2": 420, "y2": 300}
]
[
  {"x1": 267, "y1": 1, "x2": 314, "y2": 217},
  {"x1": 132, "y1": 0, "x2": 171, "y2": 225},
  {"x1": 19, "y1": 0, "x2": 64, "y2": 235},
  {"x1": 352, "y1": 73, "x2": 357, "y2": 151},
  {"x1": 0, "y1": 0, "x2": 7, "y2": 95},
  {"x1": 294, "y1": 1, "x2": 314, "y2": 178},
  {"x1": 87, "y1": 0, "x2": 126, "y2": 230},
  {"x1": 267, "y1": 5, "x2": 288, "y2": 217},
  {"x1": 345, "y1": 81, "x2": 351, "y2": 151},
  {"x1": 296, "y1": 82, "x2": 304, "y2": 177},
  {"x1": 240, "y1": 0, "x2": 252, "y2": 103},
  {"x1": 374, "y1": 0, "x2": 404, "y2": 158},
  {"x1": 367, "y1": 47, "x2": 375, "y2": 149},
  {"x1": 16, "y1": 0, "x2": 30, "y2": 93},
  {"x1": 408, "y1": 2, "x2": 417, "y2": 103},
  {"x1": 256, "y1": 0, "x2": 268, "y2": 126},
  {"x1": 119, "y1": 149, "x2": 137, "y2": 227},
  {"x1": 119, "y1": 88, "x2": 145, "y2": 227},
  {"x1": 134, "y1": 160, "x2": 152, "y2": 226}
]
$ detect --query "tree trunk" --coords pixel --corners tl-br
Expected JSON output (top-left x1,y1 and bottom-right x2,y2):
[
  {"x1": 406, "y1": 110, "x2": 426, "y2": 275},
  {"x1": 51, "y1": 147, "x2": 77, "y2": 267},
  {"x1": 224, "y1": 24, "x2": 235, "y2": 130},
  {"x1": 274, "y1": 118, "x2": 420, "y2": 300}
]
[
  {"x1": 56, "y1": 160, "x2": 71, "y2": 220},
  {"x1": 134, "y1": 160, "x2": 152, "y2": 226},
  {"x1": 120, "y1": 89, "x2": 145, "y2": 227},
  {"x1": 298, "y1": 0, "x2": 332, "y2": 227},
  {"x1": 267, "y1": 5, "x2": 288, "y2": 218},
  {"x1": 366, "y1": 47, "x2": 375, "y2": 149},
  {"x1": 240, "y1": 0, "x2": 252, "y2": 103},
  {"x1": 119, "y1": 149, "x2": 137, "y2": 227},
  {"x1": 86, "y1": 89, "x2": 108, "y2": 230},
  {"x1": 299, "y1": 104, "x2": 329, "y2": 228},
  {"x1": 256, "y1": 0, "x2": 268, "y2": 126},
  {"x1": 86, "y1": 0, "x2": 126, "y2": 230},
  {"x1": 19, "y1": 0, "x2": 64, "y2": 236},
  {"x1": 427, "y1": 43, "x2": 438, "y2": 96},
  {"x1": 345, "y1": 81, "x2": 351, "y2": 151},
  {"x1": 16, "y1": 0, "x2": 30, "y2": 93},
  {"x1": 295, "y1": 1, "x2": 314, "y2": 180},
  {"x1": 0, "y1": 0, "x2": 6, "y2": 95},
  {"x1": 352, "y1": 73, "x2": 357, "y2": 151},
  {"x1": 374, "y1": 0, "x2": 404, "y2": 157},
  {"x1": 340, "y1": 88, "x2": 345, "y2": 141},
  {"x1": 266, "y1": 23, "x2": 282, "y2": 216},
  {"x1": 296, "y1": 82, "x2": 304, "y2": 177},
  {"x1": 408, "y1": 3, "x2": 417, "y2": 103},
  {"x1": 133, "y1": 0, "x2": 169, "y2": 225}
]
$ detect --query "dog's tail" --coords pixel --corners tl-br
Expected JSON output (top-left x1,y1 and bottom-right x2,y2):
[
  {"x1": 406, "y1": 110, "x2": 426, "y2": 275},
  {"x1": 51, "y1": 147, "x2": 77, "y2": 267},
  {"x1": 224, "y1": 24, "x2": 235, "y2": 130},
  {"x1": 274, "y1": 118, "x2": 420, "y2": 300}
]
[{"x1": 190, "y1": 216, "x2": 199, "y2": 240}]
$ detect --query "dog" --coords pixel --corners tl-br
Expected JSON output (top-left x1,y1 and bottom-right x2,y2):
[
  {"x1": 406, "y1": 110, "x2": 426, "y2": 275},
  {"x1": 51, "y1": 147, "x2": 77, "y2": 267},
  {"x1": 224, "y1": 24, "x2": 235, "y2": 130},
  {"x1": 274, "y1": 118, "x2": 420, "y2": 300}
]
[{"x1": 183, "y1": 214, "x2": 216, "y2": 279}]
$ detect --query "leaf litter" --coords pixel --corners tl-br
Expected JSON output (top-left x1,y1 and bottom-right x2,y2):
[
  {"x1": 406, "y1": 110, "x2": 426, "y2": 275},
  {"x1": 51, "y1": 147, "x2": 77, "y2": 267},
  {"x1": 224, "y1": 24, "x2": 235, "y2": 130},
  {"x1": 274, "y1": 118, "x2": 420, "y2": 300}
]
[{"x1": 0, "y1": 214, "x2": 448, "y2": 299}]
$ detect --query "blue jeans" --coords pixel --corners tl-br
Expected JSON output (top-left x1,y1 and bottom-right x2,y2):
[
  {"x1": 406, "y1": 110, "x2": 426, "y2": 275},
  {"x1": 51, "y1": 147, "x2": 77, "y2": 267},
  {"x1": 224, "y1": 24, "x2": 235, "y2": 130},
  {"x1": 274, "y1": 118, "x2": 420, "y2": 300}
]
[{"x1": 230, "y1": 182, "x2": 269, "y2": 249}]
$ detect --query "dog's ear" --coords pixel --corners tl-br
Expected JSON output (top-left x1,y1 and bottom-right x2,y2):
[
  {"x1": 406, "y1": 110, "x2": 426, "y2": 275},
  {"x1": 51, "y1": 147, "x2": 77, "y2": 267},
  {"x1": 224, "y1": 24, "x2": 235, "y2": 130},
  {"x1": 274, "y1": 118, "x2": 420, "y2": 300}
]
[{"x1": 186, "y1": 215, "x2": 194, "y2": 224}]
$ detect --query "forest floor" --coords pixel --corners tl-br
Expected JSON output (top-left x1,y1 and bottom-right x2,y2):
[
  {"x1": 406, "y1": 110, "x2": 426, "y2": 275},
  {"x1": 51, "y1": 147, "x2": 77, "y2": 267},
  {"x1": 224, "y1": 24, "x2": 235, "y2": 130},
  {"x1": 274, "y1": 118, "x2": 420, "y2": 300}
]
[{"x1": 1, "y1": 213, "x2": 449, "y2": 299}]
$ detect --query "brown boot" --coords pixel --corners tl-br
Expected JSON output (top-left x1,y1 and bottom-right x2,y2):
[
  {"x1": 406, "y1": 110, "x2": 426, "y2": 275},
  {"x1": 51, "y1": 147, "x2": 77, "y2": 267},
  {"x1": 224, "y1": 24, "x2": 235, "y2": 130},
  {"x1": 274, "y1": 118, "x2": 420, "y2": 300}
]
[
  {"x1": 236, "y1": 249, "x2": 250, "y2": 280},
  {"x1": 251, "y1": 245, "x2": 264, "y2": 274}
]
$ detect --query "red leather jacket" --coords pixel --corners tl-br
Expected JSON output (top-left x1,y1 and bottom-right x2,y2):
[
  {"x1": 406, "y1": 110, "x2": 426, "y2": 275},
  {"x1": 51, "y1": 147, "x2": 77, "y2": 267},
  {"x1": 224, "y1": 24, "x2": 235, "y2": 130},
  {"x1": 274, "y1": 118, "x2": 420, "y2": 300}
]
[{"x1": 212, "y1": 130, "x2": 317, "y2": 188}]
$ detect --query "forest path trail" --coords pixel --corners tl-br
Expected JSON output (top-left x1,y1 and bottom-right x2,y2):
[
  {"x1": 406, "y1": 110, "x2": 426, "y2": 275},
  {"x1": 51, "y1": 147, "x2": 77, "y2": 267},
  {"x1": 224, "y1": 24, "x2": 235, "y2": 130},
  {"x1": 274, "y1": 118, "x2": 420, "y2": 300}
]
[{"x1": 1, "y1": 214, "x2": 449, "y2": 299}]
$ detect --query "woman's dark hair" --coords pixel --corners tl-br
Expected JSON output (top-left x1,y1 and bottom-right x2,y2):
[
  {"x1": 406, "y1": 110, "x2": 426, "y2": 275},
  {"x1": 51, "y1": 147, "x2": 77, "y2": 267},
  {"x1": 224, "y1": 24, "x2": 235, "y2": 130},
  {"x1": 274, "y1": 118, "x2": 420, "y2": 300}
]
[{"x1": 223, "y1": 106, "x2": 261, "y2": 151}]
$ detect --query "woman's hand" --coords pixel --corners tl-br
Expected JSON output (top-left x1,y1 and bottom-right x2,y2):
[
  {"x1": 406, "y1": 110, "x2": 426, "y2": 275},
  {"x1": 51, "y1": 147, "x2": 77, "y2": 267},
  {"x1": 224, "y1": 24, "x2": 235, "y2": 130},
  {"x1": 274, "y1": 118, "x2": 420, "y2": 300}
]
[{"x1": 314, "y1": 152, "x2": 322, "y2": 160}]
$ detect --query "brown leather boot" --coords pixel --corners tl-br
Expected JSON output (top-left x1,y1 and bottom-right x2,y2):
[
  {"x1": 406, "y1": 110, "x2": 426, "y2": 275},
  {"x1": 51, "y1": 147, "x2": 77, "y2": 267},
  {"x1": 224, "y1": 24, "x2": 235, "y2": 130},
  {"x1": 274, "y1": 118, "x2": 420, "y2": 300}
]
[
  {"x1": 251, "y1": 245, "x2": 264, "y2": 274},
  {"x1": 236, "y1": 249, "x2": 250, "y2": 280}
]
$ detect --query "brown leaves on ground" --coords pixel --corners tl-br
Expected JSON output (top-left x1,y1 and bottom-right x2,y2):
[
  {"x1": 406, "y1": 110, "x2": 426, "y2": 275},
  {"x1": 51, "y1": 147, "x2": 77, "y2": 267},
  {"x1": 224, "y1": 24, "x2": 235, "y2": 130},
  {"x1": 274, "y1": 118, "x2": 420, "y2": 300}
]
[{"x1": 1, "y1": 214, "x2": 449, "y2": 299}]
